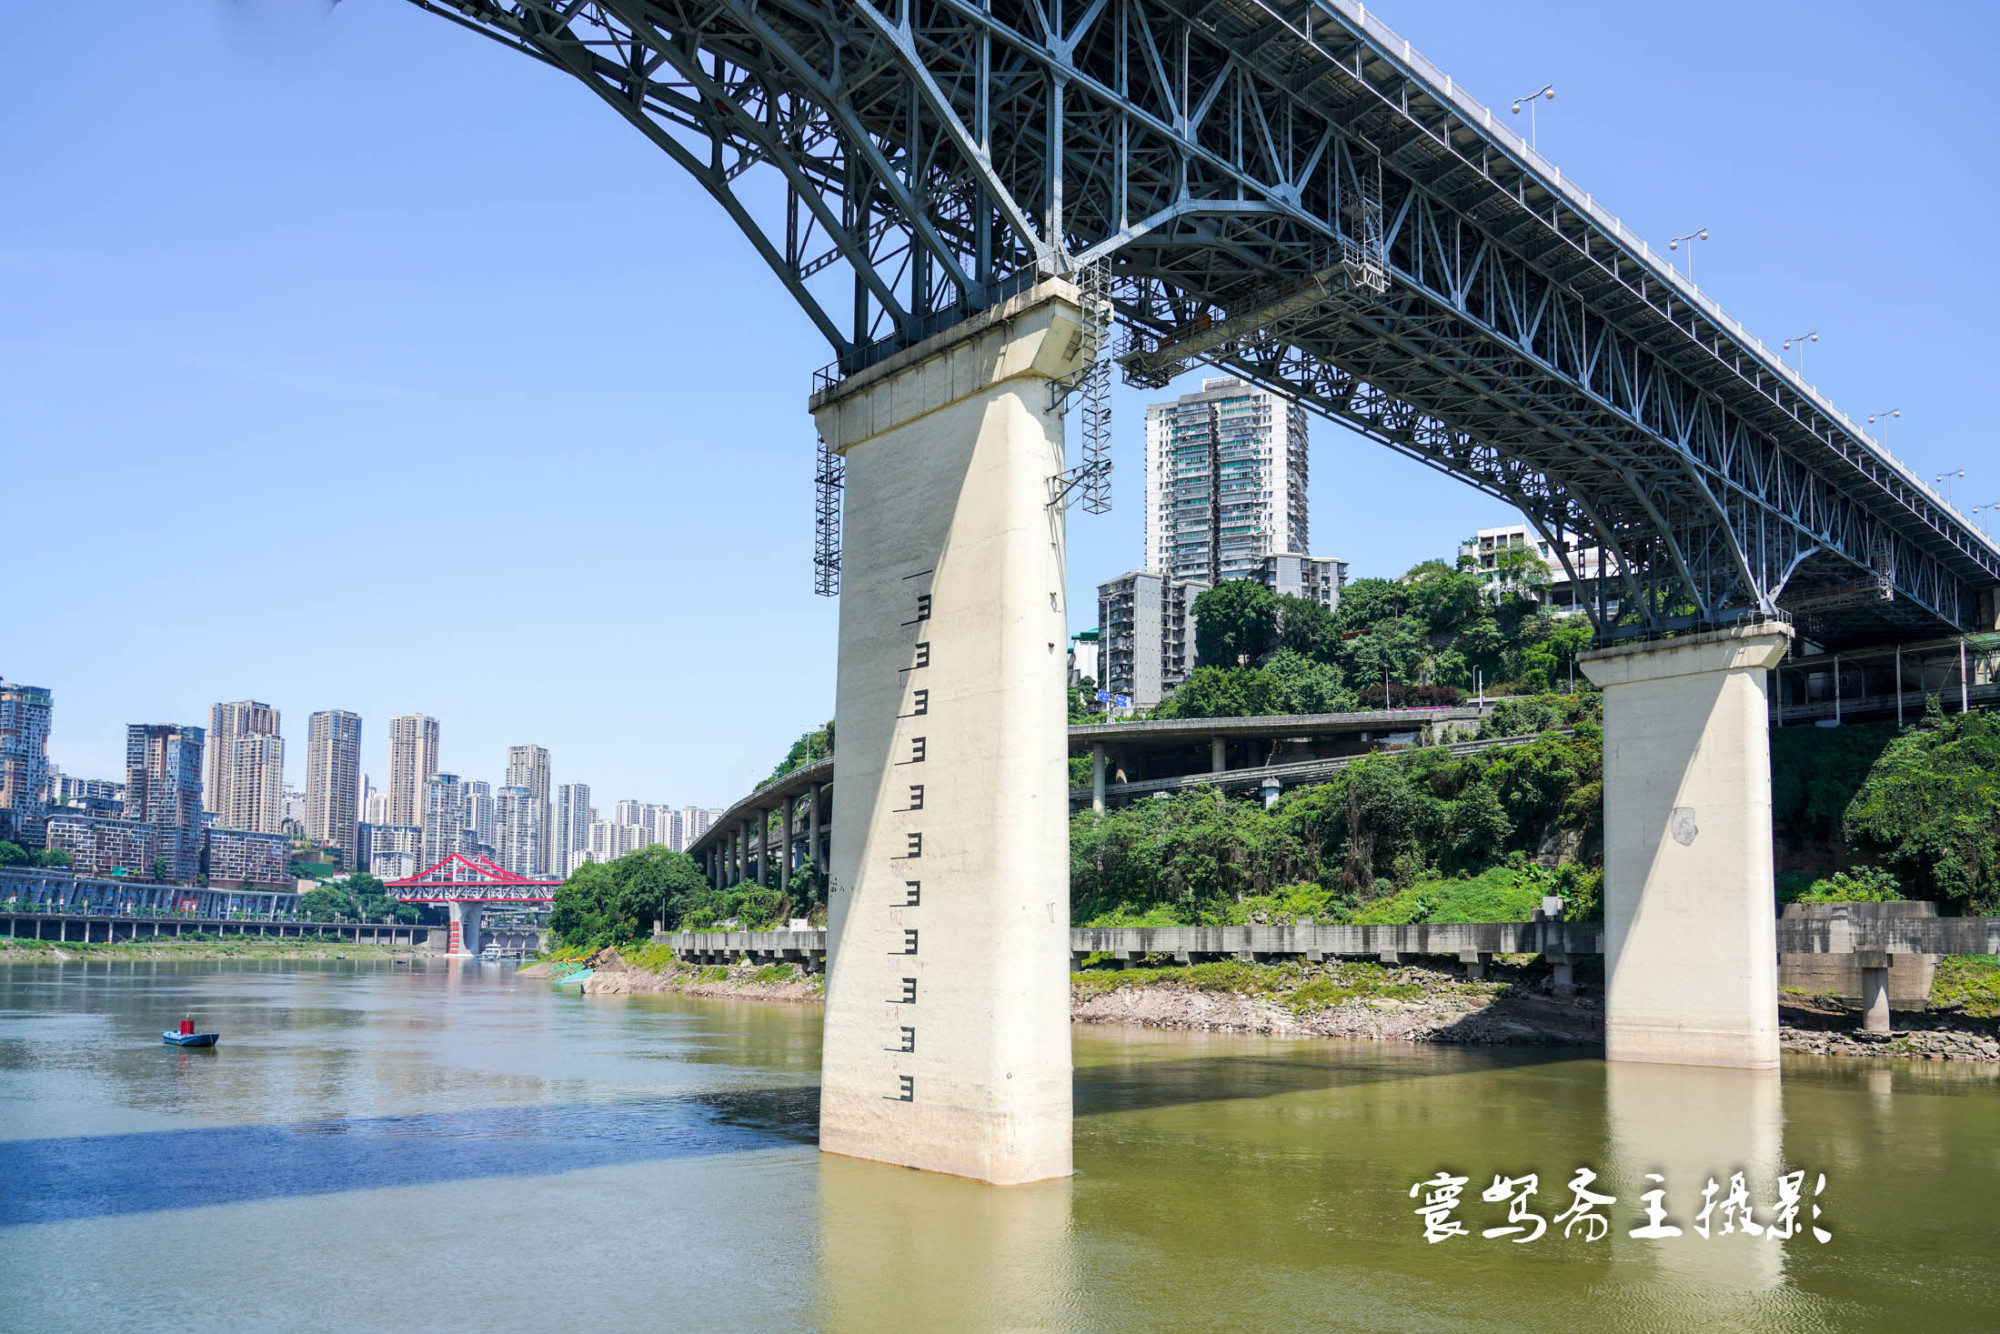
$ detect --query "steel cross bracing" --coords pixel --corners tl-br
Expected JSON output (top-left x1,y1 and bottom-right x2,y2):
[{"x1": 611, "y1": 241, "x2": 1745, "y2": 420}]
[{"x1": 402, "y1": 0, "x2": 2000, "y2": 645}]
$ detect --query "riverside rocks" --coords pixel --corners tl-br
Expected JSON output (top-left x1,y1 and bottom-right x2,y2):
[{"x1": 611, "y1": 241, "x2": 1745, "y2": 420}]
[{"x1": 520, "y1": 949, "x2": 1999, "y2": 1062}]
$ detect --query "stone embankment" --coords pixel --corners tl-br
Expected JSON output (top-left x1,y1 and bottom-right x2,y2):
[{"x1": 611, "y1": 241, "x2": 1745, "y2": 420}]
[
  {"x1": 528, "y1": 947, "x2": 2000, "y2": 1062},
  {"x1": 0, "y1": 937, "x2": 417, "y2": 963}
]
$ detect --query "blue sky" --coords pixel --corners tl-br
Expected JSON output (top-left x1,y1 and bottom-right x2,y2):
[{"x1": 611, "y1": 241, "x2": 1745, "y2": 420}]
[{"x1": 5, "y1": 0, "x2": 1995, "y2": 805}]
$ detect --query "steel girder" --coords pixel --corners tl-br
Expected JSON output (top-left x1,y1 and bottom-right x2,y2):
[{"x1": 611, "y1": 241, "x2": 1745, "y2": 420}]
[{"x1": 400, "y1": 0, "x2": 2000, "y2": 645}]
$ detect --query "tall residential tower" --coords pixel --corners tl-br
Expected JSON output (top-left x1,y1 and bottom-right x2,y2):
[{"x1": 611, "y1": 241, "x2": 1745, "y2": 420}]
[
  {"x1": 0, "y1": 678, "x2": 53, "y2": 846},
  {"x1": 305, "y1": 710, "x2": 363, "y2": 867},
  {"x1": 124, "y1": 723, "x2": 206, "y2": 881},
  {"x1": 505, "y1": 744, "x2": 553, "y2": 875},
  {"x1": 386, "y1": 714, "x2": 440, "y2": 828},
  {"x1": 1144, "y1": 377, "x2": 1309, "y2": 586},
  {"x1": 205, "y1": 701, "x2": 280, "y2": 821}
]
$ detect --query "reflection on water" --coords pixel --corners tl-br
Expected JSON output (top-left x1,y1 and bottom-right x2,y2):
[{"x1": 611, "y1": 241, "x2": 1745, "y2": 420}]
[
  {"x1": 2, "y1": 959, "x2": 1998, "y2": 1332},
  {"x1": 815, "y1": 1156, "x2": 1079, "y2": 1333},
  {"x1": 1607, "y1": 1062, "x2": 1785, "y2": 1293}
]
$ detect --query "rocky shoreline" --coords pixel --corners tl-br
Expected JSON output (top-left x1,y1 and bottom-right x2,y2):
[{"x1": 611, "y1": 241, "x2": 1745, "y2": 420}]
[{"x1": 529, "y1": 948, "x2": 1998, "y2": 1062}]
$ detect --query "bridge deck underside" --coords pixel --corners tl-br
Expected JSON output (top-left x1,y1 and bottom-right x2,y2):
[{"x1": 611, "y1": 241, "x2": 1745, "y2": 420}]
[{"x1": 409, "y1": 0, "x2": 1999, "y2": 646}]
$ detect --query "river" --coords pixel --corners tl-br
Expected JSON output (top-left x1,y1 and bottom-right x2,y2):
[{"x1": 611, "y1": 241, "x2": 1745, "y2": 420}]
[{"x1": 1, "y1": 958, "x2": 1995, "y2": 1332}]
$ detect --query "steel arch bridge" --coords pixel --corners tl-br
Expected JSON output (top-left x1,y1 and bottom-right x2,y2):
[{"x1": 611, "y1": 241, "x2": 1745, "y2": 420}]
[{"x1": 400, "y1": 0, "x2": 2000, "y2": 646}]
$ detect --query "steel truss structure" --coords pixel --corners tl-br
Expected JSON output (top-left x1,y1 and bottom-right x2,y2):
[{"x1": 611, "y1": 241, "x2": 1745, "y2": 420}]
[
  {"x1": 386, "y1": 852, "x2": 562, "y2": 902},
  {"x1": 402, "y1": 0, "x2": 1999, "y2": 644}
]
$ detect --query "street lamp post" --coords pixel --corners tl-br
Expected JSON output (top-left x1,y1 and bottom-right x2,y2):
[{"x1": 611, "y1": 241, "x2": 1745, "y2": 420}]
[
  {"x1": 1936, "y1": 470, "x2": 1966, "y2": 506},
  {"x1": 1970, "y1": 503, "x2": 2000, "y2": 537},
  {"x1": 1781, "y1": 330, "x2": 1818, "y2": 378},
  {"x1": 1867, "y1": 408, "x2": 1900, "y2": 446},
  {"x1": 1510, "y1": 84, "x2": 1555, "y2": 148},
  {"x1": 1668, "y1": 228, "x2": 1710, "y2": 280}
]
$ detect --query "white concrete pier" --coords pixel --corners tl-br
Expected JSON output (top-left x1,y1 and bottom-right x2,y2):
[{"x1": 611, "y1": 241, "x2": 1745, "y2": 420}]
[
  {"x1": 808, "y1": 281, "x2": 1081, "y2": 1184},
  {"x1": 1581, "y1": 621, "x2": 1792, "y2": 1069},
  {"x1": 446, "y1": 900, "x2": 484, "y2": 958}
]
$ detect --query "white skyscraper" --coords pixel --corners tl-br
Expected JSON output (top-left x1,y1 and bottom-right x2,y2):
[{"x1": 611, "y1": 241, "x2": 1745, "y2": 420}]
[
  {"x1": 387, "y1": 715, "x2": 440, "y2": 830},
  {"x1": 421, "y1": 772, "x2": 466, "y2": 867},
  {"x1": 462, "y1": 779, "x2": 496, "y2": 850},
  {"x1": 553, "y1": 782, "x2": 591, "y2": 872},
  {"x1": 494, "y1": 785, "x2": 540, "y2": 877},
  {"x1": 1144, "y1": 377, "x2": 1309, "y2": 586},
  {"x1": 506, "y1": 744, "x2": 553, "y2": 875}
]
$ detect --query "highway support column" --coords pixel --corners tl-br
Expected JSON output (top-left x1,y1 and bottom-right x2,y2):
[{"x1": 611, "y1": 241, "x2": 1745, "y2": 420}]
[
  {"x1": 1580, "y1": 622, "x2": 1792, "y2": 1069},
  {"x1": 809, "y1": 279, "x2": 1080, "y2": 1185}
]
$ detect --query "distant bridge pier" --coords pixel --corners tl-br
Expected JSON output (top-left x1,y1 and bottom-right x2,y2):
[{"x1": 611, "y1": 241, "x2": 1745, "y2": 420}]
[
  {"x1": 1582, "y1": 622, "x2": 1793, "y2": 1069},
  {"x1": 807, "y1": 280, "x2": 1079, "y2": 1185},
  {"x1": 447, "y1": 900, "x2": 483, "y2": 958}
]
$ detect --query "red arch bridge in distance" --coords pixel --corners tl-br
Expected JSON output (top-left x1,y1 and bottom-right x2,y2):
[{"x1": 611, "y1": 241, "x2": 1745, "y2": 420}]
[{"x1": 384, "y1": 853, "x2": 563, "y2": 957}]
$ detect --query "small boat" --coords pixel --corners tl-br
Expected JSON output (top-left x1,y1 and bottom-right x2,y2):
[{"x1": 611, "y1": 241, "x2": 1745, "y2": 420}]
[{"x1": 163, "y1": 1019, "x2": 218, "y2": 1048}]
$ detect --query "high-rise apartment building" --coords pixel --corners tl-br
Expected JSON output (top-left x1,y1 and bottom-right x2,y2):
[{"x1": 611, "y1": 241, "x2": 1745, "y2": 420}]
[
  {"x1": 363, "y1": 786, "x2": 391, "y2": 826},
  {"x1": 124, "y1": 723, "x2": 206, "y2": 881},
  {"x1": 494, "y1": 785, "x2": 540, "y2": 877},
  {"x1": 505, "y1": 744, "x2": 553, "y2": 875},
  {"x1": 224, "y1": 734, "x2": 287, "y2": 834},
  {"x1": 305, "y1": 710, "x2": 363, "y2": 868},
  {"x1": 682, "y1": 806, "x2": 722, "y2": 847},
  {"x1": 386, "y1": 714, "x2": 440, "y2": 829},
  {"x1": 463, "y1": 780, "x2": 496, "y2": 850},
  {"x1": 1145, "y1": 377, "x2": 1310, "y2": 586},
  {"x1": 654, "y1": 807, "x2": 682, "y2": 852},
  {"x1": 420, "y1": 772, "x2": 466, "y2": 867},
  {"x1": 587, "y1": 819, "x2": 641, "y2": 864},
  {"x1": 553, "y1": 783, "x2": 591, "y2": 873},
  {"x1": 1097, "y1": 570, "x2": 1205, "y2": 711},
  {"x1": 361, "y1": 823, "x2": 421, "y2": 878},
  {"x1": 0, "y1": 678, "x2": 53, "y2": 846},
  {"x1": 205, "y1": 701, "x2": 280, "y2": 819}
]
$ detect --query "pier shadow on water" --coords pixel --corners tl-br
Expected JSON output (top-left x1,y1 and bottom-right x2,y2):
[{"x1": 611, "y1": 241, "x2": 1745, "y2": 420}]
[{"x1": 0, "y1": 1086, "x2": 820, "y2": 1228}]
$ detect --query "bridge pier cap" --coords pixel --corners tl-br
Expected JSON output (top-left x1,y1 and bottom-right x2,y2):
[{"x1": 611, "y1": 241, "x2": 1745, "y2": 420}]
[
  {"x1": 1580, "y1": 621, "x2": 1793, "y2": 1070},
  {"x1": 809, "y1": 279, "x2": 1080, "y2": 1186}
]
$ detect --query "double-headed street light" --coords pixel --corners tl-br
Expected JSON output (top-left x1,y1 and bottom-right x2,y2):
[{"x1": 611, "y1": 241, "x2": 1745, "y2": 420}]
[
  {"x1": 1511, "y1": 84, "x2": 1555, "y2": 148},
  {"x1": 1781, "y1": 330, "x2": 1818, "y2": 377},
  {"x1": 1936, "y1": 469, "x2": 1966, "y2": 505},
  {"x1": 1971, "y1": 502, "x2": 2000, "y2": 536},
  {"x1": 1668, "y1": 228, "x2": 1710, "y2": 280},
  {"x1": 1867, "y1": 408, "x2": 1901, "y2": 446}
]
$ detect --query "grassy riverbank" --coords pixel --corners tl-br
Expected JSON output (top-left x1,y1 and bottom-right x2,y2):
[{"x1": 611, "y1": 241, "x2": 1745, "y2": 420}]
[{"x1": 0, "y1": 935, "x2": 419, "y2": 963}]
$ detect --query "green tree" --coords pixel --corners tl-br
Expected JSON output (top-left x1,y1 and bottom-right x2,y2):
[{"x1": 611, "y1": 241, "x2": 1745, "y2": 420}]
[
  {"x1": 764, "y1": 721, "x2": 833, "y2": 787},
  {"x1": 1264, "y1": 649, "x2": 1354, "y2": 714},
  {"x1": 1192, "y1": 580, "x2": 1279, "y2": 666},
  {"x1": 617, "y1": 844, "x2": 712, "y2": 932},
  {"x1": 1275, "y1": 595, "x2": 1339, "y2": 662},
  {"x1": 301, "y1": 885, "x2": 355, "y2": 921},
  {"x1": 1154, "y1": 666, "x2": 1282, "y2": 719},
  {"x1": 37, "y1": 848, "x2": 71, "y2": 869},
  {"x1": 0, "y1": 841, "x2": 30, "y2": 868},
  {"x1": 1844, "y1": 706, "x2": 2000, "y2": 911}
]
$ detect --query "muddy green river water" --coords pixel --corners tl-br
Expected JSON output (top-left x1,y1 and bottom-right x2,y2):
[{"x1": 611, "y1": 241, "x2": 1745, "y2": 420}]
[{"x1": 1, "y1": 958, "x2": 1995, "y2": 1332}]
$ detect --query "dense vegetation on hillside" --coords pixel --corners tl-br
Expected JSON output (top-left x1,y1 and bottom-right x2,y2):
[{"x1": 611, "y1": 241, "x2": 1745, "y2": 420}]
[
  {"x1": 1071, "y1": 714, "x2": 1605, "y2": 927},
  {"x1": 1153, "y1": 552, "x2": 1598, "y2": 723}
]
